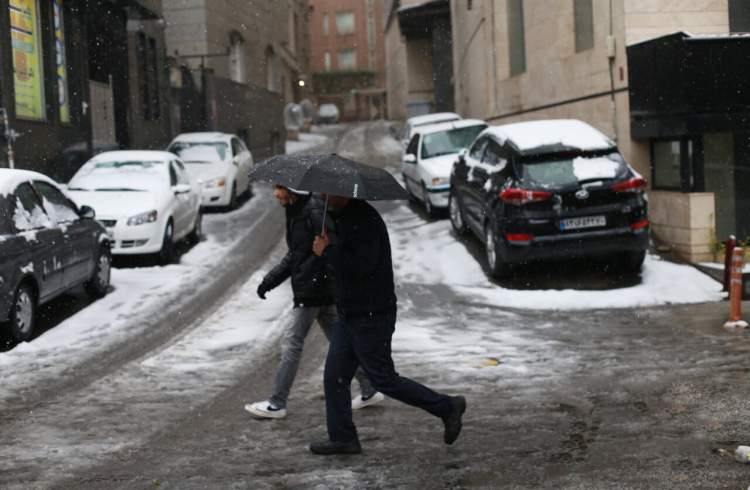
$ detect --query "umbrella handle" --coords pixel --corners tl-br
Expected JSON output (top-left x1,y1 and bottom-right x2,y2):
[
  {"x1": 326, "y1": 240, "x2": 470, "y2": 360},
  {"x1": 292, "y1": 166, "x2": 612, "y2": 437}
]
[{"x1": 321, "y1": 195, "x2": 328, "y2": 236}]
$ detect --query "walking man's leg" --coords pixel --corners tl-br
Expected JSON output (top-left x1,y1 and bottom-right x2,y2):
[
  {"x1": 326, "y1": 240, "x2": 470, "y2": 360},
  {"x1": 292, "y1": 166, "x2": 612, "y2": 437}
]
[
  {"x1": 317, "y1": 306, "x2": 382, "y2": 408},
  {"x1": 245, "y1": 307, "x2": 318, "y2": 418}
]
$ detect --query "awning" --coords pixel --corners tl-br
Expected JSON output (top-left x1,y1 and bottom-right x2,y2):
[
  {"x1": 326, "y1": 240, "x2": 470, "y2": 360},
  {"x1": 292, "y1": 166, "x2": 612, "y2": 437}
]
[{"x1": 397, "y1": 0, "x2": 449, "y2": 39}]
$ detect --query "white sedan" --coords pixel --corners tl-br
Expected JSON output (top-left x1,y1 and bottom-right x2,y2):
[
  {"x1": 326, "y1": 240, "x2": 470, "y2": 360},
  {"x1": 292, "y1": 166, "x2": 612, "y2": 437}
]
[
  {"x1": 67, "y1": 151, "x2": 202, "y2": 264},
  {"x1": 167, "y1": 132, "x2": 253, "y2": 209},
  {"x1": 401, "y1": 119, "x2": 487, "y2": 216},
  {"x1": 400, "y1": 112, "x2": 461, "y2": 150}
]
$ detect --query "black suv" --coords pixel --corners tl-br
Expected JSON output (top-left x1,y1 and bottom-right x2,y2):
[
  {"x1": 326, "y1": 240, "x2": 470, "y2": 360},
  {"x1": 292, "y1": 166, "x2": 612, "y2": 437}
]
[
  {"x1": 448, "y1": 119, "x2": 649, "y2": 278},
  {"x1": 0, "y1": 170, "x2": 111, "y2": 343}
]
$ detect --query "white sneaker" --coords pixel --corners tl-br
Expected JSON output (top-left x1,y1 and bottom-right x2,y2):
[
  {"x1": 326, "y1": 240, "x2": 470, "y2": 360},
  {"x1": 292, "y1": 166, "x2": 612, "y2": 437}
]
[
  {"x1": 352, "y1": 392, "x2": 385, "y2": 410},
  {"x1": 244, "y1": 400, "x2": 287, "y2": 419}
]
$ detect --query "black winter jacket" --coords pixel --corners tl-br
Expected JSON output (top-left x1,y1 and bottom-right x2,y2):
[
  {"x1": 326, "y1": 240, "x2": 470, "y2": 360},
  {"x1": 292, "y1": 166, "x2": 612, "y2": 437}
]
[
  {"x1": 323, "y1": 199, "x2": 397, "y2": 320},
  {"x1": 261, "y1": 195, "x2": 335, "y2": 307}
]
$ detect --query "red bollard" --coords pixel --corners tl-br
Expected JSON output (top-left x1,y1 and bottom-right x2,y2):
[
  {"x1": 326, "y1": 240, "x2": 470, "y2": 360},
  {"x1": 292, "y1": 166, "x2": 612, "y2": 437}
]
[
  {"x1": 724, "y1": 247, "x2": 748, "y2": 329},
  {"x1": 723, "y1": 235, "x2": 737, "y2": 292}
]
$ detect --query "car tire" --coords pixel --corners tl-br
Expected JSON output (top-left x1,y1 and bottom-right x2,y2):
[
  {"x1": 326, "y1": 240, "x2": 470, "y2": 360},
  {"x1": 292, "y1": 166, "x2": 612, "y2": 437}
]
[
  {"x1": 188, "y1": 210, "x2": 203, "y2": 245},
  {"x1": 485, "y1": 224, "x2": 511, "y2": 279},
  {"x1": 7, "y1": 283, "x2": 36, "y2": 343},
  {"x1": 449, "y1": 191, "x2": 468, "y2": 235},
  {"x1": 422, "y1": 183, "x2": 435, "y2": 218},
  {"x1": 228, "y1": 182, "x2": 238, "y2": 210},
  {"x1": 620, "y1": 250, "x2": 646, "y2": 273},
  {"x1": 158, "y1": 221, "x2": 175, "y2": 265},
  {"x1": 84, "y1": 245, "x2": 112, "y2": 299}
]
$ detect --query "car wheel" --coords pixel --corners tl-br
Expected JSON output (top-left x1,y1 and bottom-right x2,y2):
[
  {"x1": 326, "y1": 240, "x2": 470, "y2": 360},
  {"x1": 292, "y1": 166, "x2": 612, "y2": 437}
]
[
  {"x1": 188, "y1": 210, "x2": 203, "y2": 244},
  {"x1": 485, "y1": 224, "x2": 511, "y2": 279},
  {"x1": 228, "y1": 182, "x2": 238, "y2": 210},
  {"x1": 158, "y1": 221, "x2": 175, "y2": 265},
  {"x1": 620, "y1": 250, "x2": 646, "y2": 273},
  {"x1": 449, "y1": 191, "x2": 467, "y2": 235},
  {"x1": 85, "y1": 245, "x2": 112, "y2": 299},
  {"x1": 8, "y1": 283, "x2": 35, "y2": 342},
  {"x1": 421, "y1": 183, "x2": 435, "y2": 218}
]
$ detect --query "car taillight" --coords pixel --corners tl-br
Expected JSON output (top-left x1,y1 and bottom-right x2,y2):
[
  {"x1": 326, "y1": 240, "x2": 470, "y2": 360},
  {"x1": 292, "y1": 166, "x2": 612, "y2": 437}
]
[
  {"x1": 630, "y1": 219, "x2": 649, "y2": 231},
  {"x1": 506, "y1": 233, "x2": 534, "y2": 242},
  {"x1": 499, "y1": 188, "x2": 552, "y2": 205},
  {"x1": 612, "y1": 177, "x2": 647, "y2": 193}
]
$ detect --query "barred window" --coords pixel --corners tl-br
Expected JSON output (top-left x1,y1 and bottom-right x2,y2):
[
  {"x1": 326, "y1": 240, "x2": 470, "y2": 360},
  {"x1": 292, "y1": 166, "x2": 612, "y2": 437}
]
[{"x1": 137, "y1": 32, "x2": 160, "y2": 120}]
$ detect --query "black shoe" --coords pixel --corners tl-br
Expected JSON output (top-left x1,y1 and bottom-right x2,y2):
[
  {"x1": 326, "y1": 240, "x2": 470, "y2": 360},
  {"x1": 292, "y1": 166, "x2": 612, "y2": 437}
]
[
  {"x1": 309, "y1": 440, "x2": 362, "y2": 455},
  {"x1": 442, "y1": 396, "x2": 466, "y2": 445}
]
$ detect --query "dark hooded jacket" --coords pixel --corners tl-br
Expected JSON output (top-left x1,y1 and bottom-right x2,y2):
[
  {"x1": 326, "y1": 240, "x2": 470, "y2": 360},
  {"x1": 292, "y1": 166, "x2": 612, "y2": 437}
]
[
  {"x1": 261, "y1": 194, "x2": 335, "y2": 307},
  {"x1": 322, "y1": 199, "x2": 397, "y2": 320}
]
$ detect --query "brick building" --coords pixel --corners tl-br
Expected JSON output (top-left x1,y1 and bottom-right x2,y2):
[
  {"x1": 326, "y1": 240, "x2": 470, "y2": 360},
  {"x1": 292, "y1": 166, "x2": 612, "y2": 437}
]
[{"x1": 308, "y1": 0, "x2": 386, "y2": 121}]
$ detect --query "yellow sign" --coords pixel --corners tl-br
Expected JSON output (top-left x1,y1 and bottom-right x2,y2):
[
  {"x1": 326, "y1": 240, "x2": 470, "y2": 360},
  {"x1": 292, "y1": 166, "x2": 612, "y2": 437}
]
[
  {"x1": 53, "y1": 0, "x2": 69, "y2": 123},
  {"x1": 10, "y1": 0, "x2": 44, "y2": 120}
]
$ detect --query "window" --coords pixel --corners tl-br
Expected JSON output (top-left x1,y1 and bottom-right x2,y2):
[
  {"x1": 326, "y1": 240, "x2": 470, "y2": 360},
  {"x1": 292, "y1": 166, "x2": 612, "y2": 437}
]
[
  {"x1": 137, "y1": 32, "x2": 160, "y2": 120},
  {"x1": 729, "y1": 0, "x2": 750, "y2": 32},
  {"x1": 469, "y1": 137, "x2": 489, "y2": 160},
  {"x1": 406, "y1": 134, "x2": 420, "y2": 156},
  {"x1": 338, "y1": 49, "x2": 357, "y2": 70},
  {"x1": 324, "y1": 51, "x2": 332, "y2": 71},
  {"x1": 507, "y1": 0, "x2": 526, "y2": 76},
  {"x1": 322, "y1": 13, "x2": 329, "y2": 35},
  {"x1": 169, "y1": 163, "x2": 178, "y2": 186},
  {"x1": 231, "y1": 138, "x2": 244, "y2": 158},
  {"x1": 421, "y1": 125, "x2": 488, "y2": 159},
  {"x1": 32, "y1": 181, "x2": 79, "y2": 223},
  {"x1": 574, "y1": 0, "x2": 594, "y2": 52},
  {"x1": 467, "y1": 0, "x2": 473, "y2": 10},
  {"x1": 173, "y1": 161, "x2": 190, "y2": 185},
  {"x1": 652, "y1": 139, "x2": 698, "y2": 191},
  {"x1": 230, "y1": 39, "x2": 247, "y2": 83},
  {"x1": 335, "y1": 11, "x2": 355, "y2": 35},
  {"x1": 13, "y1": 183, "x2": 49, "y2": 231},
  {"x1": 482, "y1": 141, "x2": 508, "y2": 169}
]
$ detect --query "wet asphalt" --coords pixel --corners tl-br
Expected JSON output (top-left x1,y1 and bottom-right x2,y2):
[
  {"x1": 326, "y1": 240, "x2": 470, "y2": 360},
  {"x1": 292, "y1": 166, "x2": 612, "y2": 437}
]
[{"x1": 3, "y1": 122, "x2": 750, "y2": 489}]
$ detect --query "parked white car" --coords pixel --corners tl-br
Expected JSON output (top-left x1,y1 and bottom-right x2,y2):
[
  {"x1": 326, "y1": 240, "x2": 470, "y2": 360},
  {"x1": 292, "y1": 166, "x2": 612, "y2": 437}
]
[
  {"x1": 401, "y1": 119, "x2": 487, "y2": 216},
  {"x1": 317, "y1": 103, "x2": 340, "y2": 124},
  {"x1": 67, "y1": 151, "x2": 202, "y2": 264},
  {"x1": 167, "y1": 132, "x2": 253, "y2": 209},
  {"x1": 400, "y1": 112, "x2": 462, "y2": 150}
]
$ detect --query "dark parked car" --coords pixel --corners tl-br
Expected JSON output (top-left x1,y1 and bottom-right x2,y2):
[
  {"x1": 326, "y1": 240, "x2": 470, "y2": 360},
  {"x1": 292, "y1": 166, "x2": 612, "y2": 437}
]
[
  {"x1": 0, "y1": 170, "x2": 111, "y2": 343},
  {"x1": 449, "y1": 119, "x2": 649, "y2": 278}
]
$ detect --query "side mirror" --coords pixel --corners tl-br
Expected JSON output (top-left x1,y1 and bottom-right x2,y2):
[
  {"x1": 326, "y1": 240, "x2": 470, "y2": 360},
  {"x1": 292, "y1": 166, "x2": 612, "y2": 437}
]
[
  {"x1": 403, "y1": 154, "x2": 417, "y2": 164},
  {"x1": 173, "y1": 184, "x2": 191, "y2": 195},
  {"x1": 79, "y1": 205, "x2": 95, "y2": 219},
  {"x1": 232, "y1": 155, "x2": 240, "y2": 166},
  {"x1": 458, "y1": 148, "x2": 468, "y2": 160}
]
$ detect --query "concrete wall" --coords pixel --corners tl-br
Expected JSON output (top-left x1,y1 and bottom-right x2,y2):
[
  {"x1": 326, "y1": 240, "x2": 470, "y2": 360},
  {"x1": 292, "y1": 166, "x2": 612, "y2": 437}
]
[
  {"x1": 624, "y1": 0, "x2": 729, "y2": 45},
  {"x1": 649, "y1": 191, "x2": 716, "y2": 262},
  {"x1": 384, "y1": 10, "x2": 408, "y2": 120}
]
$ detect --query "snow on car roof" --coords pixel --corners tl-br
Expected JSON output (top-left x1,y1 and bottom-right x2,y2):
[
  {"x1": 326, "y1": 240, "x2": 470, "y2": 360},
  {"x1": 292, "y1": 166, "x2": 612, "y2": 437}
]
[
  {"x1": 407, "y1": 112, "x2": 461, "y2": 127},
  {"x1": 90, "y1": 150, "x2": 176, "y2": 162},
  {"x1": 0, "y1": 169, "x2": 59, "y2": 196},
  {"x1": 482, "y1": 119, "x2": 615, "y2": 154},
  {"x1": 170, "y1": 132, "x2": 231, "y2": 143},
  {"x1": 413, "y1": 118, "x2": 487, "y2": 135}
]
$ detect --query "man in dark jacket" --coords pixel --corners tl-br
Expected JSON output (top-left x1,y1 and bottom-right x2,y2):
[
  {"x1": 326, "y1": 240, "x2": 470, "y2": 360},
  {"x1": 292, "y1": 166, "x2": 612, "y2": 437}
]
[
  {"x1": 311, "y1": 195, "x2": 466, "y2": 455},
  {"x1": 244, "y1": 186, "x2": 382, "y2": 419}
]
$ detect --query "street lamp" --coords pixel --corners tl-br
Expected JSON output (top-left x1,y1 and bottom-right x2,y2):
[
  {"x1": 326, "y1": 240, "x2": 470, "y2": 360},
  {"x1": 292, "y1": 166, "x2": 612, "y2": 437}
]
[{"x1": 297, "y1": 79, "x2": 306, "y2": 88}]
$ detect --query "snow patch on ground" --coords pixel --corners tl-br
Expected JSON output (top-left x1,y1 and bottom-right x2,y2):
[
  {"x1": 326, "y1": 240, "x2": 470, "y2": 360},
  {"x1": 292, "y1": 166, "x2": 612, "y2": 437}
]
[
  {"x1": 285, "y1": 132, "x2": 328, "y2": 154},
  {"x1": 386, "y1": 205, "x2": 723, "y2": 310}
]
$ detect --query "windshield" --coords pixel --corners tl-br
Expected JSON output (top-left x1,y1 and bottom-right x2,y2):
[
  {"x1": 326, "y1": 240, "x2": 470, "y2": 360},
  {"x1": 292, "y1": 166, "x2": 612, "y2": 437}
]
[
  {"x1": 420, "y1": 125, "x2": 487, "y2": 159},
  {"x1": 168, "y1": 142, "x2": 228, "y2": 163},
  {"x1": 69, "y1": 160, "x2": 167, "y2": 192},
  {"x1": 519, "y1": 152, "x2": 630, "y2": 190}
]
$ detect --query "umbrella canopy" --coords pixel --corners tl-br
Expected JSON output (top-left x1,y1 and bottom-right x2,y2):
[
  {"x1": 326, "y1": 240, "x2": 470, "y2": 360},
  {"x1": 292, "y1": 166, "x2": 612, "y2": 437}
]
[{"x1": 249, "y1": 153, "x2": 409, "y2": 200}]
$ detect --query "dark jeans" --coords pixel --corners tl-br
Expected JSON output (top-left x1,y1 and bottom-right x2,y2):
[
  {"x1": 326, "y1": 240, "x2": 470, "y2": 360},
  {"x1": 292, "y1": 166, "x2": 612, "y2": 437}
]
[{"x1": 324, "y1": 309, "x2": 453, "y2": 443}]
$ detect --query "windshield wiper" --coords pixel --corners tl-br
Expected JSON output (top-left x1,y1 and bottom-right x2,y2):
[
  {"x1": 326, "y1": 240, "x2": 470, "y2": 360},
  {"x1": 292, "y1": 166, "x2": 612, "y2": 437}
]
[
  {"x1": 67, "y1": 187, "x2": 89, "y2": 191},
  {"x1": 94, "y1": 188, "x2": 142, "y2": 192}
]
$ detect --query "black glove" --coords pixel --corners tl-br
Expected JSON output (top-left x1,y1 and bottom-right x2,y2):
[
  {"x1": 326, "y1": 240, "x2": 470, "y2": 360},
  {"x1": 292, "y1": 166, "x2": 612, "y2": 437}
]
[{"x1": 257, "y1": 282, "x2": 270, "y2": 300}]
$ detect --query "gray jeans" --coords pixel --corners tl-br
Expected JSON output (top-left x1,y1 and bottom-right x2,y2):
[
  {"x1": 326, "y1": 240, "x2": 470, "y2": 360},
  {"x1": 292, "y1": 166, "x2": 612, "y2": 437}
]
[{"x1": 269, "y1": 305, "x2": 375, "y2": 408}]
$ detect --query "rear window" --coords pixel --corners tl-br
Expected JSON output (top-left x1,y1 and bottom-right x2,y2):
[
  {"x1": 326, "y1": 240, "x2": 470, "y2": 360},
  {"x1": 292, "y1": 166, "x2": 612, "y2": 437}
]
[
  {"x1": 0, "y1": 196, "x2": 11, "y2": 235},
  {"x1": 421, "y1": 125, "x2": 487, "y2": 159},
  {"x1": 520, "y1": 152, "x2": 629, "y2": 190}
]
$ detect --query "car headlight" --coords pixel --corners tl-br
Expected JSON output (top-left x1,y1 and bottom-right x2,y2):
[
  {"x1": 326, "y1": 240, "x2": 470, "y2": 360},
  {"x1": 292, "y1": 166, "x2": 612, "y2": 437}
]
[
  {"x1": 127, "y1": 210, "x2": 158, "y2": 226},
  {"x1": 204, "y1": 177, "x2": 226, "y2": 188},
  {"x1": 431, "y1": 177, "x2": 448, "y2": 186}
]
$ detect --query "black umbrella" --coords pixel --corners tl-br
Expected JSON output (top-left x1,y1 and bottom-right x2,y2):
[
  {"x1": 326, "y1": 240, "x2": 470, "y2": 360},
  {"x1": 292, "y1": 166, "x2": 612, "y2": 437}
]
[{"x1": 249, "y1": 153, "x2": 409, "y2": 201}]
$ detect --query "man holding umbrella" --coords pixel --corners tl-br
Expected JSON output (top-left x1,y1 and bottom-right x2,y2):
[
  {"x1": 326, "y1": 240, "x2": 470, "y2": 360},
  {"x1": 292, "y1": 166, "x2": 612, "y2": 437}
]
[{"x1": 249, "y1": 153, "x2": 466, "y2": 455}]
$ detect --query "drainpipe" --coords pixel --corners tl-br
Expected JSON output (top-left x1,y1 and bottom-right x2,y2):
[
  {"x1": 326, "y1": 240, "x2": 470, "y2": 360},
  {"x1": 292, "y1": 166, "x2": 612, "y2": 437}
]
[{"x1": 607, "y1": 0, "x2": 619, "y2": 143}]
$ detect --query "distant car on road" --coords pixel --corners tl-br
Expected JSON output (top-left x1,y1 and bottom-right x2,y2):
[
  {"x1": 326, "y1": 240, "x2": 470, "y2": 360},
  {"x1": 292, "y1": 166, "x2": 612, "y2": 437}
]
[
  {"x1": 67, "y1": 151, "x2": 202, "y2": 264},
  {"x1": 167, "y1": 132, "x2": 253, "y2": 209},
  {"x1": 449, "y1": 119, "x2": 649, "y2": 278},
  {"x1": 317, "y1": 103, "x2": 340, "y2": 124},
  {"x1": 0, "y1": 169, "x2": 111, "y2": 342},
  {"x1": 400, "y1": 112, "x2": 462, "y2": 150},
  {"x1": 401, "y1": 119, "x2": 487, "y2": 216}
]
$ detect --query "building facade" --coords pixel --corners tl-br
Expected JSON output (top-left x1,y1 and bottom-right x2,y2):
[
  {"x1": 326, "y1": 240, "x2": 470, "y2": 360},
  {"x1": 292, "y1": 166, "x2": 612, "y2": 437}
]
[
  {"x1": 162, "y1": 0, "x2": 309, "y2": 158},
  {"x1": 308, "y1": 0, "x2": 386, "y2": 121},
  {"x1": 449, "y1": 0, "x2": 748, "y2": 262},
  {"x1": 0, "y1": 0, "x2": 172, "y2": 181},
  {"x1": 384, "y1": 0, "x2": 454, "y2": 121}
]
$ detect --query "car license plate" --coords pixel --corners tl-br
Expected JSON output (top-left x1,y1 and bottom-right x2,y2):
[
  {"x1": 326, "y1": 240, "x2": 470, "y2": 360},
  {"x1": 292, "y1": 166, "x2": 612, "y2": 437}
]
[{"x1": 559, "y1": 215, "x2": 606, "y2": 231}]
